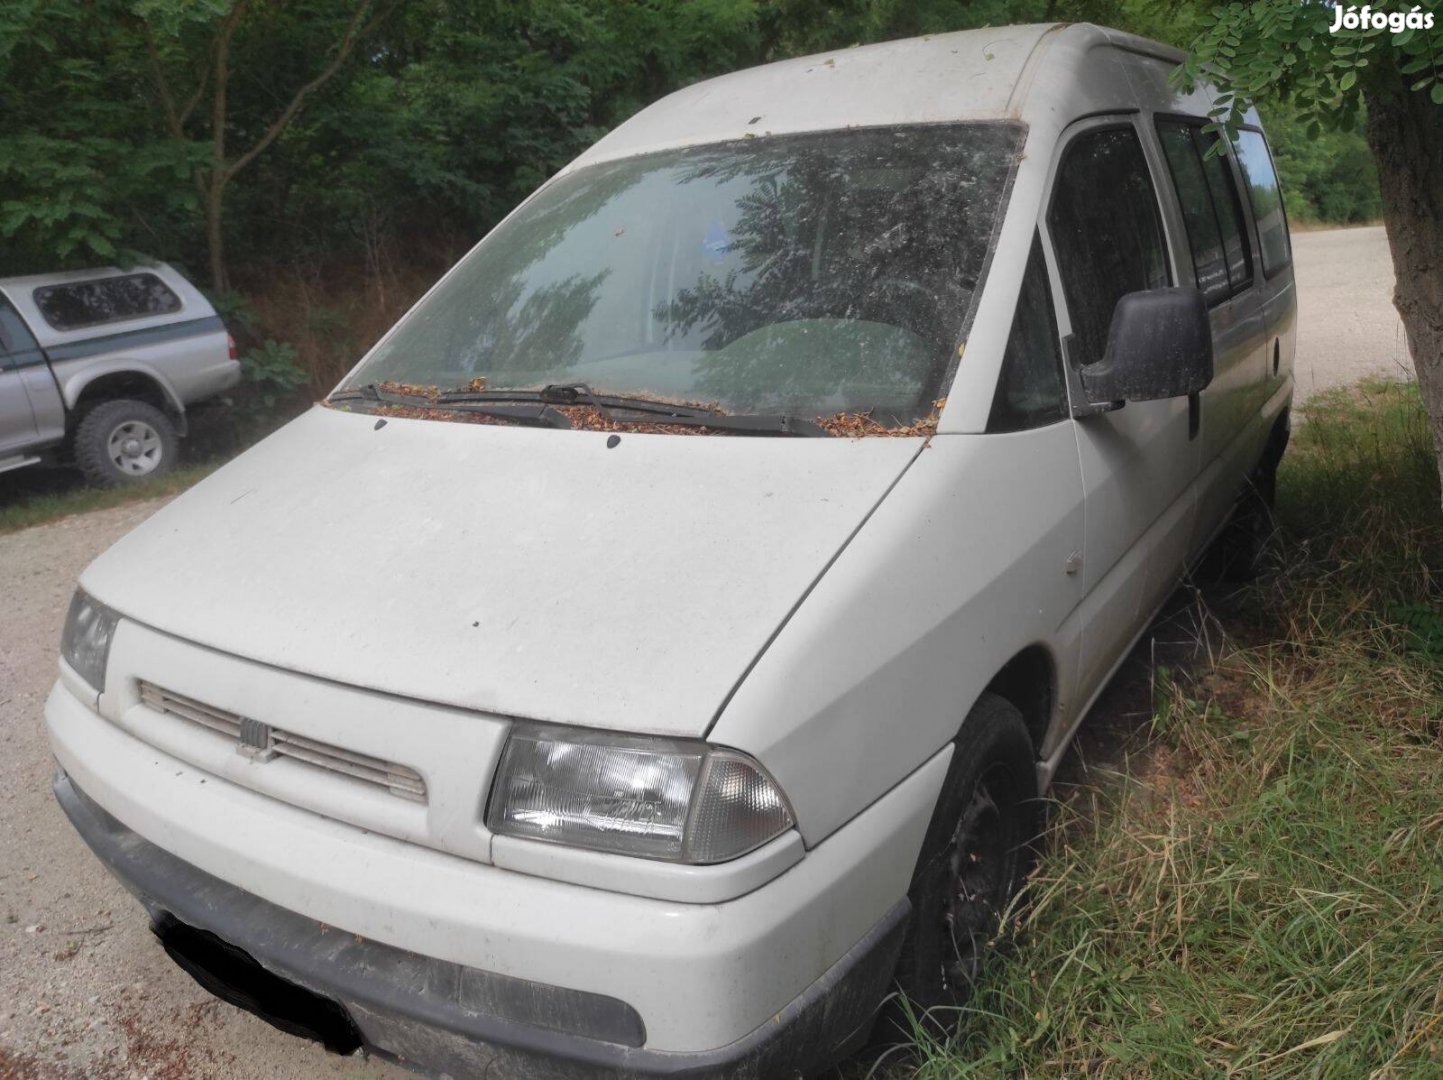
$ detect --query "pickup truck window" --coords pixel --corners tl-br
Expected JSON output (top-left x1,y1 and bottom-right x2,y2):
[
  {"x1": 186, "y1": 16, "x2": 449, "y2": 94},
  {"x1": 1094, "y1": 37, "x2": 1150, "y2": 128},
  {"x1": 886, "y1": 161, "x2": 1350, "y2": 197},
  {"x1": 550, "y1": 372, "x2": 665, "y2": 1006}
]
[
  {"x1": 0, "y1": 296, "x2": 41, "y2": 363},
  {"x1": 1047, "y1": 126, "x2": 1171, "y2": 368},
  {"x1": 987, "y1": 234, "x2": 1065, "y2": 433},
  {"x1": 34, "y1": 273, "x2": 182, "y2": 332},
  {"x1": 1232, "y1": 129, "x2": 1292, "y2": 277}
]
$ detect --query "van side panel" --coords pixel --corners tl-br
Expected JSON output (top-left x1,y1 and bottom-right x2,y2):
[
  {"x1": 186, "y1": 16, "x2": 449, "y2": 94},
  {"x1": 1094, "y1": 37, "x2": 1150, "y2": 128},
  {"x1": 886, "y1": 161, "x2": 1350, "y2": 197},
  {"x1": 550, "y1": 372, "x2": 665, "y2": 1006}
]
[{"x1": 711, "y1": 425, "x2": 1085, "y2": 845}]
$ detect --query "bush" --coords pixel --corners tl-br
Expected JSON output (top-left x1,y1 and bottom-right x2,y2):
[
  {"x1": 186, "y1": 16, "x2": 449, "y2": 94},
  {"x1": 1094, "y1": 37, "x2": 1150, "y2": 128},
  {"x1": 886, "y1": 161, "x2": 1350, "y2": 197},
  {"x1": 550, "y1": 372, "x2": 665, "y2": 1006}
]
[{"x1": 236, "y1": 339, "x2": 310, "y2": 430}]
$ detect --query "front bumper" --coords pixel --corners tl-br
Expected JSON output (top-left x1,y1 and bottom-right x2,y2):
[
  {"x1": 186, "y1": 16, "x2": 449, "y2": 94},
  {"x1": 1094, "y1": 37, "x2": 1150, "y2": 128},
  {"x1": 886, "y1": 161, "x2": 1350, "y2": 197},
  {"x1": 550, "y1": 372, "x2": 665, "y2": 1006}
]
[
  {"x1": 47, "y1": 673, "x2": 952, "y2": 1073},
  {"x1": 56, "y1": 772, "x2": 908, "y2": 1077}
]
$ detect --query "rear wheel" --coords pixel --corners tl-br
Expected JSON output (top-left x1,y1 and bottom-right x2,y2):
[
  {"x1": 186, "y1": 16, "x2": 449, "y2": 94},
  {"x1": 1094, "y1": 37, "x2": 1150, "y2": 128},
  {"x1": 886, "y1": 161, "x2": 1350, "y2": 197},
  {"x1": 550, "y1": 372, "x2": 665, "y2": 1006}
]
[
  {"x1": 1205, "y1": 458, "x2": 1278, "y2": 583},
  {"x1": 74, "y1": 399, "x2": 178, "y2": 486},
  {"x1": 884, "y1": 693, "x2": 1040, "y2": 1039}
]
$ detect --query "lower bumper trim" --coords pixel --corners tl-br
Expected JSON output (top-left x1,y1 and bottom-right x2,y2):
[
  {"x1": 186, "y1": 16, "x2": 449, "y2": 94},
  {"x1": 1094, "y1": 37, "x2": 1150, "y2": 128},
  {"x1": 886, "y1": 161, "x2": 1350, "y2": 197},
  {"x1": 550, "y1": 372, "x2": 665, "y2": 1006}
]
[{"x1": 56, "y1": 771, "x2": 910, "y2": 1077}]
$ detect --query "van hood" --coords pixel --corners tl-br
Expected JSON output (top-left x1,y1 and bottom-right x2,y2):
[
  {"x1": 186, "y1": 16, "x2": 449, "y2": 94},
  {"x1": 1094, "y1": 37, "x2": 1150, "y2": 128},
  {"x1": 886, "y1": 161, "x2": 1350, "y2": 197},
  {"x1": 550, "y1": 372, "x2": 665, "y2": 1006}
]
[{"x1": 82, "y1": 406, "x2": 921, "y2": 737}]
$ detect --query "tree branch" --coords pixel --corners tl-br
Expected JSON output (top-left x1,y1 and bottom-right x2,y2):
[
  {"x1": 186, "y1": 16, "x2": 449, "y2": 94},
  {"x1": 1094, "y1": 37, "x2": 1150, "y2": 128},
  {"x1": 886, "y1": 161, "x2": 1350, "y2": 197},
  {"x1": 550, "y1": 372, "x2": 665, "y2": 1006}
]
[
  {"x1": 179, "y1": 65, "x2": 211, "y2": 128},
  {"x1": 211, "y1": 0, "x2": 249, "y2": 174},
  {"x1": 223, "y1": 0, "x2": 375, "y2": 182},
  {"x1": 142, "y1": 24, "x2": 184, "y2": 140}
]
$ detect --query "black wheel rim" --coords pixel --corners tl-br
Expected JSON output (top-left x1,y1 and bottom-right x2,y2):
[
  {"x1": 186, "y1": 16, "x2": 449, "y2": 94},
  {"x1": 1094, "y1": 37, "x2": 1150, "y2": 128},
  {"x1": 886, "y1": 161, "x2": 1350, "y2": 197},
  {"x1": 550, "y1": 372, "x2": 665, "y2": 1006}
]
[{"x1": 937, "y1": 763, "x2": 1022, "y2": 994}]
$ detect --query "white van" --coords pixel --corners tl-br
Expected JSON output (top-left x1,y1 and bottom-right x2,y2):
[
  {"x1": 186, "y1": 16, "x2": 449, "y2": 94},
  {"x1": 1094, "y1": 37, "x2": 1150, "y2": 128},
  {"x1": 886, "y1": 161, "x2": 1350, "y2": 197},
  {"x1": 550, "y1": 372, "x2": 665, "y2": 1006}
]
[{"x1": 47, "y1": 23, "x2": 1294, "y2": 1078}]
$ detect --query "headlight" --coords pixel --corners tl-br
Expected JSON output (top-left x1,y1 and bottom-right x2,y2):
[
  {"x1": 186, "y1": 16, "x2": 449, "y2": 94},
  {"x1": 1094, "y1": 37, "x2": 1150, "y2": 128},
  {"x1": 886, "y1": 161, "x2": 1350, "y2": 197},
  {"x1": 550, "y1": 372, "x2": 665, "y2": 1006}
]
[
  {"x1": 487, "y1": 724, "x2": 796, "y2": 864},
  {"x1": 61, "y1": 590, "x2": 118, "y2": 693}
]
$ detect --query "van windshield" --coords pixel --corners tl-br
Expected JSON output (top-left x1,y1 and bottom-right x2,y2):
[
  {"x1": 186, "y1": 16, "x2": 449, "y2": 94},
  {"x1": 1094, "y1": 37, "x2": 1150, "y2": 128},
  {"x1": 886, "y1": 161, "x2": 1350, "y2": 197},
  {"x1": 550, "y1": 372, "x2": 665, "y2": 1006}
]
[{"x1": 338, "y1": 122, "x2": 1023, "y2": 432}]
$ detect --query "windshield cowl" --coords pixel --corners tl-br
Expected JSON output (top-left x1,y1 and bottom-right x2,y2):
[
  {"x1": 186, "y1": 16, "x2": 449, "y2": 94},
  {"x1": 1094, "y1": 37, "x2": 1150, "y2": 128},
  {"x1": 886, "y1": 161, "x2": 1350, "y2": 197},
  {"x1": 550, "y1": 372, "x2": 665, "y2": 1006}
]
[{"x1": 326, "y1": 382, "x2": 940, "y2": 438}]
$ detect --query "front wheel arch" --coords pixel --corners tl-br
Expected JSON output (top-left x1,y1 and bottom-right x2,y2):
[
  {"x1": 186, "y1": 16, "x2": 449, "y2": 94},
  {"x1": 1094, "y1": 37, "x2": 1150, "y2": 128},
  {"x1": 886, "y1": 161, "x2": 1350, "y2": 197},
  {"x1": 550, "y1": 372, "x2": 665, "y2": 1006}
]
[{"x1": 882, "y1": 692, "x2": 1042, "y2": 1038}]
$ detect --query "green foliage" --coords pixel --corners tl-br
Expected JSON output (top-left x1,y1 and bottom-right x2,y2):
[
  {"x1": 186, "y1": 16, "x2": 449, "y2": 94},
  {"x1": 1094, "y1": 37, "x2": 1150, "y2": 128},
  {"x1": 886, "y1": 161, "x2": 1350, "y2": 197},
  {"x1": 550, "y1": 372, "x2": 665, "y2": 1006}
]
[
  {"x1": 1259, "y1": 101, "x2": 1382, "y2": 223},
  {"x1": 239, "y1": 340, "x2": 310, "y2": 417},
  {"x1": 0, "y1": 2, "x2": 201, "y2": 273},
  {"x1": 1175, "y1": 0, "x2": 1443, "y2": 139},
  {"x1": 0, "y1": 0, "x2": 1400, "y2": 364},
  {"x1": 226, "y1": 337, "x2": 312, "y2": 434},
  {"x1": 0, "y1": 0, "x2": 1191, "y2": 282},
  {"x1": 1392, "y1": 601, "x2": 1443, "y2": 662},
  {"x1": 206, "y1": 291, "x2": 261, "y2": 342}
]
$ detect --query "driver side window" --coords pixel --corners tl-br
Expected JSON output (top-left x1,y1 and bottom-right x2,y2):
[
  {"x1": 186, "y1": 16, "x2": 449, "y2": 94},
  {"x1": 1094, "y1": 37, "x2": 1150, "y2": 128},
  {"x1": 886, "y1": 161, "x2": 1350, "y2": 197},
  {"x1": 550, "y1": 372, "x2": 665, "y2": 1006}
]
[{"x1": 1047, "y1": 126, "x2": 1171, "y2": 368}]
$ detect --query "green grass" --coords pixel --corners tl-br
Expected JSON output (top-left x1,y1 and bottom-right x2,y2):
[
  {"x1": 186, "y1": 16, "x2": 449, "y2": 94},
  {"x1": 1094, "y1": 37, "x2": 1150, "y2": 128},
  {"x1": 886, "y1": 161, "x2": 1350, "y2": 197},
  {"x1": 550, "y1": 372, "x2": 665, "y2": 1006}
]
[
  {"x1": 0, "y1": 462, "x2": 218, "y2": 535},
  {"x1": 901, "y1": 380, "x2": 1443, "y2": 1078}
]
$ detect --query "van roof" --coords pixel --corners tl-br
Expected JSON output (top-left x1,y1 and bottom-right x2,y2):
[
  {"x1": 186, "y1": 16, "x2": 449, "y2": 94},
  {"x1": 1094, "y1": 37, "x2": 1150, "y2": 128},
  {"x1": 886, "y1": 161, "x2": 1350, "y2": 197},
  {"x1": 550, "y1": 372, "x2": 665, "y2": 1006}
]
[{"x1": 567, "y1": 23, "x2": 1190, "y2": 171}]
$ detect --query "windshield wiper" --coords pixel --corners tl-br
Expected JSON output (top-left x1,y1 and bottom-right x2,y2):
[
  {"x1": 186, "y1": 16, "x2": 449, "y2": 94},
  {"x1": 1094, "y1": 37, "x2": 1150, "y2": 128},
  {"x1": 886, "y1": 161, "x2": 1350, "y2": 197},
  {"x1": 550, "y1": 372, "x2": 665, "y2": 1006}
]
[
  {"x1": 333, "y1": 382, "x2": 823, "y2": 436},
  {"x1": 437, "y1": 382, "x2": 825, "y2": 437},
  {"x1": 435, "y1": 382, "x2": 711, "y2": 418},
  {"x1": 642, "y1": 412, "x2": 826, "y2": 436},
  {"x1": 327, "y1": 383, "x2": 572, "y2": 429}
]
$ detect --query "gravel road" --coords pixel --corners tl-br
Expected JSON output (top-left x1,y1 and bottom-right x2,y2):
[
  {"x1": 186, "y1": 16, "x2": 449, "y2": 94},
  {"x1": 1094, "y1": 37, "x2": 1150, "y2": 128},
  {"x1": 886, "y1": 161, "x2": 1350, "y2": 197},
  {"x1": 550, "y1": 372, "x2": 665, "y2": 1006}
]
[
  {"x1": 1293, "y1": 225, "x2": 1412, "y2": 400},
  {"x1": 0, "y1": 225, "x2": 1411, "y2": 1078}
]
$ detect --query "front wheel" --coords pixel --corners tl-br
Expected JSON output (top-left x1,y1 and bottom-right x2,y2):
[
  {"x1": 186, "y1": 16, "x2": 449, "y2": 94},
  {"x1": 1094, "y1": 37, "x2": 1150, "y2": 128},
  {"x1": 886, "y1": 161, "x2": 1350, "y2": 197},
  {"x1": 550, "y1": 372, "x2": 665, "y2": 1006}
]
[
  {"x1": 885, "y1": 693, "x2": 1040, "y2": 1037},
  {"x1": 74, "y1": 399, "x2": 178, "y2": 486}
]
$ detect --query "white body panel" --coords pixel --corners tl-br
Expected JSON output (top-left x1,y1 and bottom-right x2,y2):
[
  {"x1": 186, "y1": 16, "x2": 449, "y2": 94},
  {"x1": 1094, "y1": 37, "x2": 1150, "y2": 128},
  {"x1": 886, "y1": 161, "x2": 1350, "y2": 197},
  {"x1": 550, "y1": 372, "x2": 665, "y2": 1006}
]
[{"x1": 81, "y1": 404, "x2": 922, "y2": 739}]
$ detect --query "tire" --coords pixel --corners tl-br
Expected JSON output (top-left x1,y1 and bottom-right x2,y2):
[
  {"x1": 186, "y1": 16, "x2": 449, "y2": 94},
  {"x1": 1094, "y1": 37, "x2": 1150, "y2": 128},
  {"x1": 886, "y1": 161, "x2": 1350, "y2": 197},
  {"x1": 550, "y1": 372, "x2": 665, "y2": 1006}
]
[
  {"x1": 74, "y1": 399, "x2": 178, "y2": 486},
  {"x1": 1204, "y1": 459, "x2": 1277, "y2": 583},
  {"x1": 883, "y1": 693, "x2": 1041, "y2": 1040}
]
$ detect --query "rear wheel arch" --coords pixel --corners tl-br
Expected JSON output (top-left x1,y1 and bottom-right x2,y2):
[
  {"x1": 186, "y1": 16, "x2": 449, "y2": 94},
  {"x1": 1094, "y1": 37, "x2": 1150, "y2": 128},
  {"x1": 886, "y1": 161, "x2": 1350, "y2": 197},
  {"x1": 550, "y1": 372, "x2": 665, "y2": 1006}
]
[
  {"x1": 1265, "y1": 407, "x2": 1291, "y2": 472},
  {"x1": 68, "y1": 369, "x2": 184, "y2": 430}
]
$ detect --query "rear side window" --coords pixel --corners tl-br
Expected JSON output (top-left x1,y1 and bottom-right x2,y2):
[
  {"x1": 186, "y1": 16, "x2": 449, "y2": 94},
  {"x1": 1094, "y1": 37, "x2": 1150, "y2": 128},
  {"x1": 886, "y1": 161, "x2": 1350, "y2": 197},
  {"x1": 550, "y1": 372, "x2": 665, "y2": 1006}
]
[
  {"x1": 1232, "y1": 129, "x2": 1292, "y2": 276},
  {"x1": 988, "y1": 235, "x2": 1066, "y2": 432},
  {"x1": 1047, "y1": 126, "x2": 1171, "y2": 367},
  {"x1": 1197, "y1": 133, "x2": 1252, "y2": 293},
  {"x1": 1156, "y1": 121, "x2": 1253, "y2": 304},
  {"x1": 33, "y1": 273, "x2": 181, "y2": 331}
]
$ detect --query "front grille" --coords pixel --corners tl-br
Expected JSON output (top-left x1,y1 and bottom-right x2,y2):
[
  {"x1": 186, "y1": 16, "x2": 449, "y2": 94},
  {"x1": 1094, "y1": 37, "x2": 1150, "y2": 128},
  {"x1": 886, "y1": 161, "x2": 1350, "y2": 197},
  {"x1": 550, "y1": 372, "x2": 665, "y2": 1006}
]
[{"x1": 138, "y1": 682, "x2": 427, "y2": 803}]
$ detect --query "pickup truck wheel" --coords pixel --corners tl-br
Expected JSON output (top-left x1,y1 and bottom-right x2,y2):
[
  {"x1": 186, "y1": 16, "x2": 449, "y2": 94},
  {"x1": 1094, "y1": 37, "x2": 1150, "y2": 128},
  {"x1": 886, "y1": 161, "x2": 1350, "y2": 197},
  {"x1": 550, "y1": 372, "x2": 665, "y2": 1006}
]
[
  {"x1": 75, "y1": 399, "x2": 178, "y2": 486},
  {"x1": 883, "y1": 693, "x2": 1040, "y2": 1040}
]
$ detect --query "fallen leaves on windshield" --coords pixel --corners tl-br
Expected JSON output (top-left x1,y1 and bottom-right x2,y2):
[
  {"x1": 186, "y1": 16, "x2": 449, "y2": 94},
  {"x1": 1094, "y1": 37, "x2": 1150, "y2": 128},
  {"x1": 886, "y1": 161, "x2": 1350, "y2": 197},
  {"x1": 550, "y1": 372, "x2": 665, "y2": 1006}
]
[
  {"x1": 815, "y1": 398, "x2": 945, "y2": 438},
  {"x1": 377, "y1": 380, "x2": 443, "y2": 399},
  {"x1": 553, "y1": 405, "x2": 726, "y2": 436},
  {"x1": 364, "y1": 403, "x2": 520, "y2": 426}
]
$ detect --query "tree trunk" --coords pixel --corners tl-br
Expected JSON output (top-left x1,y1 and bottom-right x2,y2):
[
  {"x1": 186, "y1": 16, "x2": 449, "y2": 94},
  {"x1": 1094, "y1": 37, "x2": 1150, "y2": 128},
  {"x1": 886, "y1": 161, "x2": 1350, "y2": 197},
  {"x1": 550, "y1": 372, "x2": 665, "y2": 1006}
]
[
  {"x1": 1364, "y1": 78, "x2": 1443, "y2": 498},
  {"x1": 206, "y1": 173, "x2": 228, "y2": 294}
]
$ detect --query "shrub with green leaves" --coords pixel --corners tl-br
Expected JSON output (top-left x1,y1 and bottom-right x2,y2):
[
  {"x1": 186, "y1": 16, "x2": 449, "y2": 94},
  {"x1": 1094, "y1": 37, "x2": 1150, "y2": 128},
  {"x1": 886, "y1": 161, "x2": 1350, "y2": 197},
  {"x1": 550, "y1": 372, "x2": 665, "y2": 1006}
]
[{"x1": 237, "y1": 339, "x2": 309, "y2": 428}]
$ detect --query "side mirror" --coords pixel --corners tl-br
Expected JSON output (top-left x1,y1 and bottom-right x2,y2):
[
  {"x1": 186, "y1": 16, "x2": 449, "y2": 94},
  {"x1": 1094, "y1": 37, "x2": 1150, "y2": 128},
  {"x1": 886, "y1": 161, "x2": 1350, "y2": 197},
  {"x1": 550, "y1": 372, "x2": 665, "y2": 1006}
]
[{"x1": 1079, "y1": 287, "x2": 1213, "y2": 405}]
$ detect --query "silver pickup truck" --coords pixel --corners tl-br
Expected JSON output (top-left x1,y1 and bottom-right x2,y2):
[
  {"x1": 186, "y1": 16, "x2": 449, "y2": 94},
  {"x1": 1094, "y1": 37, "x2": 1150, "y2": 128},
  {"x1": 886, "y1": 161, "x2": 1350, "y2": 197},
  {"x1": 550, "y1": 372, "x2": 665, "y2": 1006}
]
[{"x1": 0, "y1": 264, "x2": 239, "y2": 485}]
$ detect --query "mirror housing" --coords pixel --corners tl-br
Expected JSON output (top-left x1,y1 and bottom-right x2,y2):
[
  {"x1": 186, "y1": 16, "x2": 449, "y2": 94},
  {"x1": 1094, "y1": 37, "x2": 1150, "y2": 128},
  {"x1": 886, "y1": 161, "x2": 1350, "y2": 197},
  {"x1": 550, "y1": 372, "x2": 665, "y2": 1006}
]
[{"x1": 1079, "y1": 287, "x2": 1213, "y2": 405}]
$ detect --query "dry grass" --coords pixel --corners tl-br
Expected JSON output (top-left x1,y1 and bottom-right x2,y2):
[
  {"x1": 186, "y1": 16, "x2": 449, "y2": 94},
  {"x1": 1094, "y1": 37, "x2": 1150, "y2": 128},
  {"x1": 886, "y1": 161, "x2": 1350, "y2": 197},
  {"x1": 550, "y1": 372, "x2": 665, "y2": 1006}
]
[{"x1": 234, "y1": 243, "x2": 459, "y2": 396}]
